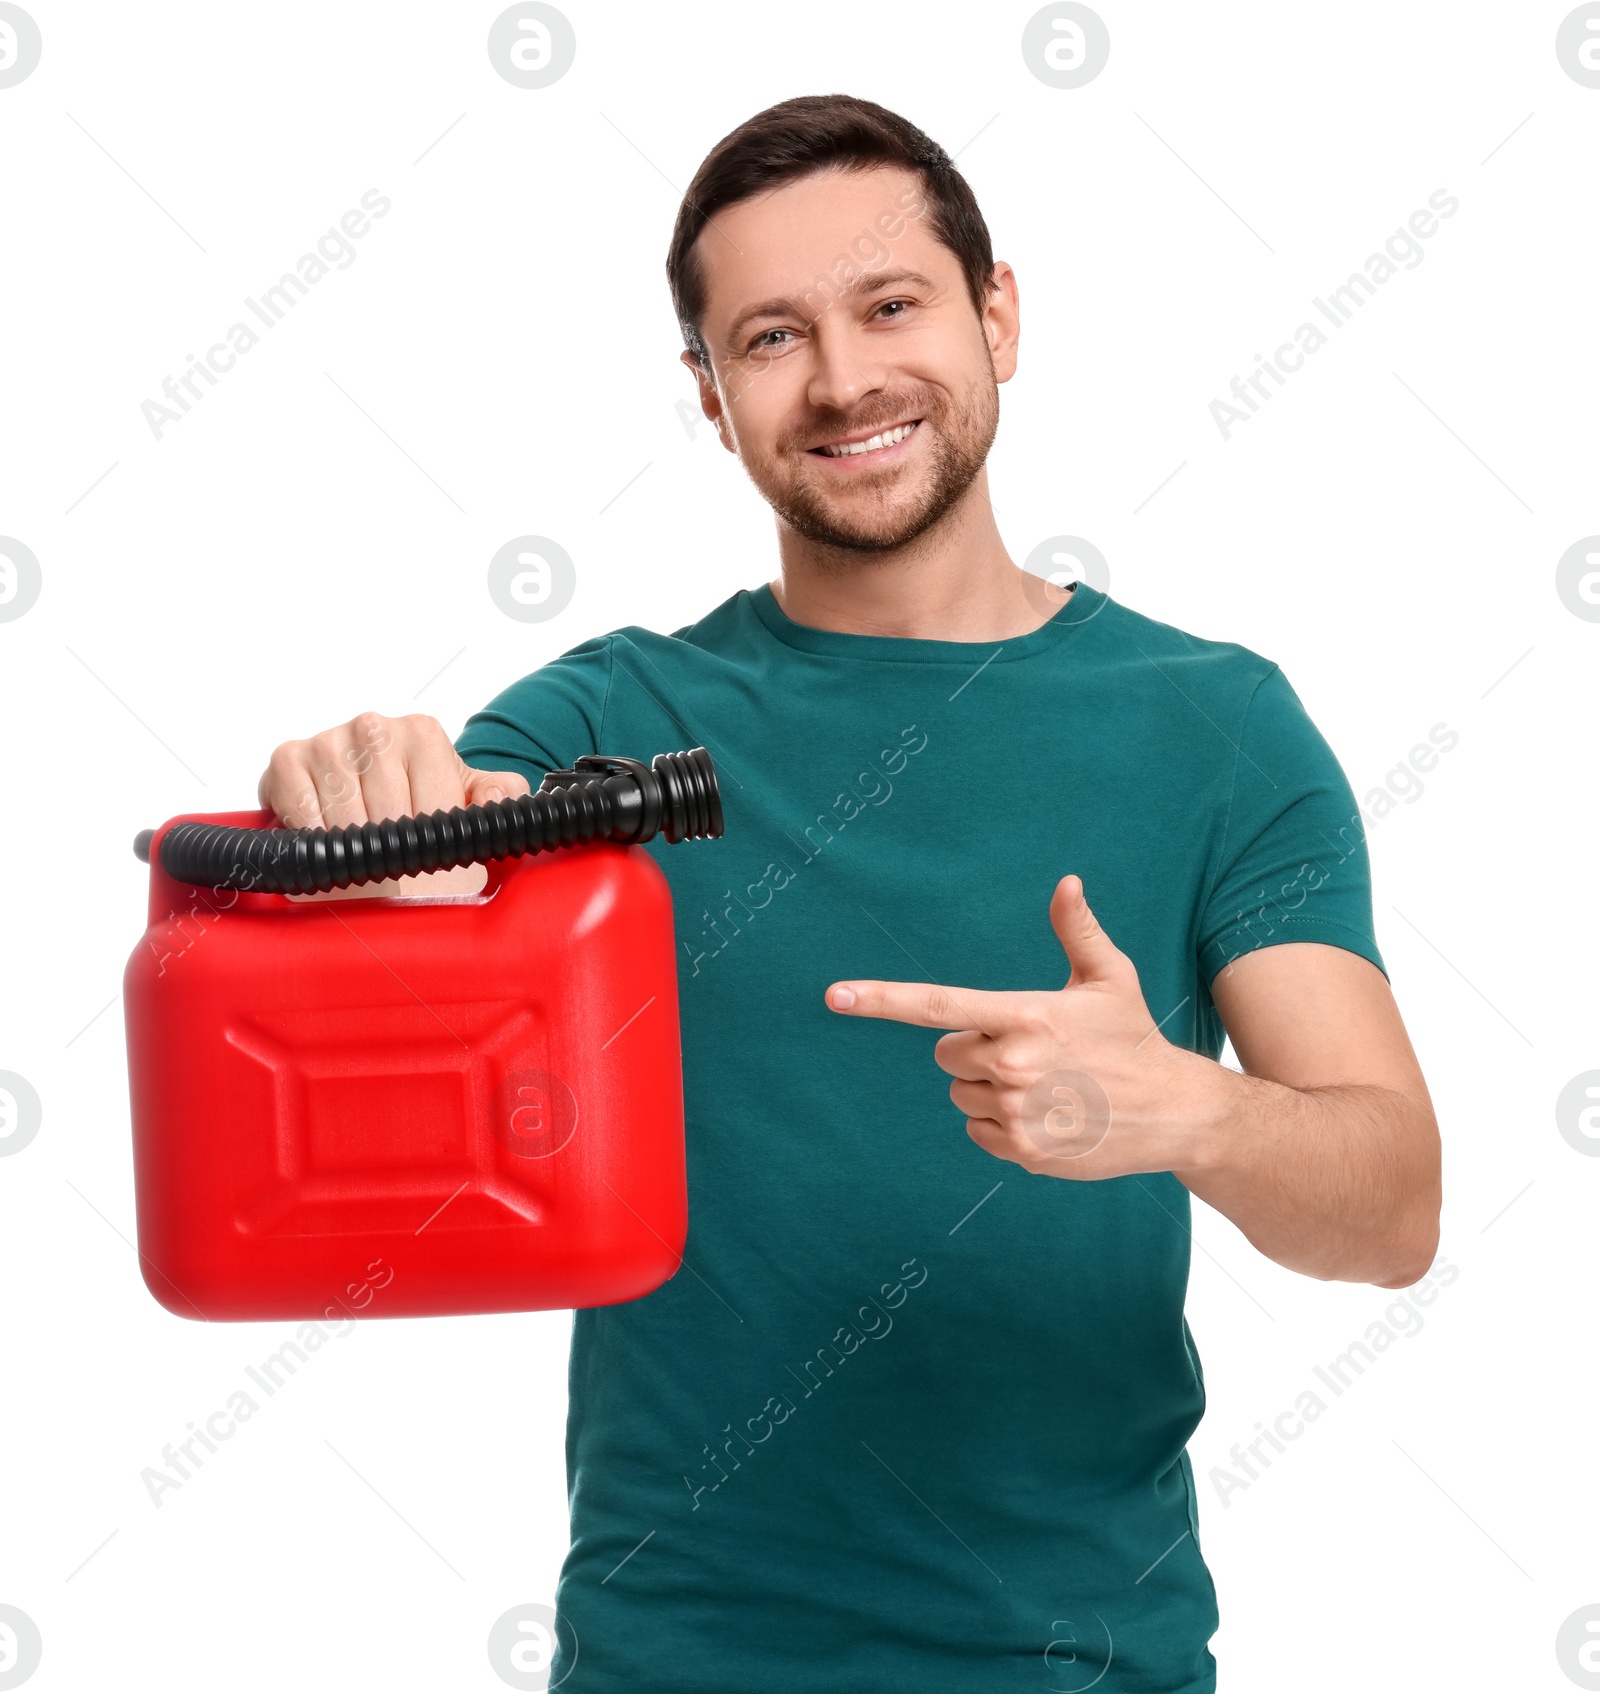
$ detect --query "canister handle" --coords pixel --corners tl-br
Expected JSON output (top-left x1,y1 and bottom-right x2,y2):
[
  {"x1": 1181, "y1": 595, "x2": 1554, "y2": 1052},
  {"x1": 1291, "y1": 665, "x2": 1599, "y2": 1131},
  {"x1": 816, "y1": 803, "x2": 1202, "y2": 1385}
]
[{"x1": 133, "y1": 747, "x2": 722, "y2": 895}]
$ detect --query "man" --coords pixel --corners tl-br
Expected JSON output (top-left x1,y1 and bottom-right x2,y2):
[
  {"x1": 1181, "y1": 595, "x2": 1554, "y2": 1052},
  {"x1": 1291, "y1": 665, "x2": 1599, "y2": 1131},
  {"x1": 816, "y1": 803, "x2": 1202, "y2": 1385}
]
[{"x1": 261, "y1": 95, "x2": 1440, "y2": 1692}]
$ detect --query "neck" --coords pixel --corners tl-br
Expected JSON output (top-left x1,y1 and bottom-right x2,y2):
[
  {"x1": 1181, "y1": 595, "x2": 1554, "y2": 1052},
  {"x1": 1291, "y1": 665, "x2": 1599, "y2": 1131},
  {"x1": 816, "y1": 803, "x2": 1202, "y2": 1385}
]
[{"x1": 767, "y1": 469, "x2": 1071, "y2": 641}]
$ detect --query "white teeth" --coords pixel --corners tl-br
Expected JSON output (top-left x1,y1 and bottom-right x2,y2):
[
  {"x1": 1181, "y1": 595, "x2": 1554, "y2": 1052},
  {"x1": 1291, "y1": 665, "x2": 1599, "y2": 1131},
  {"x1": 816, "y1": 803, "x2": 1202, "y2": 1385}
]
[{"x1": 819, "y1": 421, "x2": 917, "y2": 457}]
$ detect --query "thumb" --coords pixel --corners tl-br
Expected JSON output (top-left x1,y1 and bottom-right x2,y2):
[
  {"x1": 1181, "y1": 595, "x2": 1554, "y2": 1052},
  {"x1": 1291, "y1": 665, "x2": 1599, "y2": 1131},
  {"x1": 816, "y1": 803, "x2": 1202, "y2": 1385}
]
[
  {"x1": 1050, "y1": 875, "x2": 1126, "y2": 986},
  {"x1": 463, "y1": 766, "x2": 532, "y2": 806}
]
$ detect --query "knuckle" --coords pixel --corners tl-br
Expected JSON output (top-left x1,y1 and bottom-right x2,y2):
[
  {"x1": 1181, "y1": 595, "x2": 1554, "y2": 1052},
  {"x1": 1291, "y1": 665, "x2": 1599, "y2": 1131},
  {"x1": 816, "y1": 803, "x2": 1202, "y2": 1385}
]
[
  {"x1": 1008, "y1": 1085, "x2": 1040, "y2": 1127},
  {"x1": 263, "y1": 742, "x2": 299, "y2": 781},
  {"x1": 993, "y1": 1051, "x2": 1034, "y2": 1090},
  {"x1": 990, "y1": 1036, "x2": 1037, "y2": 1087},
  {"x1": 994, "y1": 1117, "x2": 1026, "y2": 1154},
  {"x1": 1025, "y1": 1002, "x2": 1059, "y2": 1038},
  {"x1": 261, "y1": 741, "x2": 331, "y2": 826},
  {"x1": 347, "y1": 712, "x2": 403, "y2": 777},
  {"x1": 404, "y1": 712, "x2": 446, "y2": 743},
  {"x1": 349, "y1": 709, "x2": 389, "y2": 739}
]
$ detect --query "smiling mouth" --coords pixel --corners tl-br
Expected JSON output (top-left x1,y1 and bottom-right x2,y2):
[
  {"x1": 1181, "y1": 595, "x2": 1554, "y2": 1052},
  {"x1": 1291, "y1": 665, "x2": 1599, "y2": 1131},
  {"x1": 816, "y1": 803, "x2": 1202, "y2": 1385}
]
[{"x1": 808, "y1": 419, "x2": 922, "y2": 459}]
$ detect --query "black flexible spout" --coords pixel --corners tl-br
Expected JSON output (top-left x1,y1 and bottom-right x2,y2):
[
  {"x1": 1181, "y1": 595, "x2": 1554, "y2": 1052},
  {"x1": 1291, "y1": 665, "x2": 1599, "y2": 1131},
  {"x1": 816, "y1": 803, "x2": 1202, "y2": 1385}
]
[{"x1": 134, "y1": 748, "x2": 722, "y2": 893}]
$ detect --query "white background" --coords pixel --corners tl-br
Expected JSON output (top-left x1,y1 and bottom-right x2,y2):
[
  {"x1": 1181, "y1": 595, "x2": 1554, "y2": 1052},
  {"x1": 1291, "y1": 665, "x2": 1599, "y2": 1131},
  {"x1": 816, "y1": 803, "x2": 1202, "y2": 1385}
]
[{"x1": 1, "y1": 2, "x2": 1596, "y2": 1689}]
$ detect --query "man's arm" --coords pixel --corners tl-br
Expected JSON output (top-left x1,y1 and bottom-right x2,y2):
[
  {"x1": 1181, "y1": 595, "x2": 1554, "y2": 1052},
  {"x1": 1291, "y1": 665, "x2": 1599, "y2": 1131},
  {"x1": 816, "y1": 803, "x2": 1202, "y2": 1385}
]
[
  {"x1": 1181, "y1": 941, "x2": 1440, "y2": 1288},
  {"x1": 824, "y1": 875, "x2": 1441, "y2": 1291}
]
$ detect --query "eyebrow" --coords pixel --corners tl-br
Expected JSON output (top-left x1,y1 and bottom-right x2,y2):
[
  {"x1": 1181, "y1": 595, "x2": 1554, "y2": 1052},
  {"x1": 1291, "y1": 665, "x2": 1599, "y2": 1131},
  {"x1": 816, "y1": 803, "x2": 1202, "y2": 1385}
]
[{"x1": 723, "y1": 267, "x2": 938, "y2": 349}]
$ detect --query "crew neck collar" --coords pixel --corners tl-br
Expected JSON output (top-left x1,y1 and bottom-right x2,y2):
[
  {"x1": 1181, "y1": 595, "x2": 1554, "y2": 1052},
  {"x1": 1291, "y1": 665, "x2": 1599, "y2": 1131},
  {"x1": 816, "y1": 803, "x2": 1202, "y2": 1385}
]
[{"x1": 746, "y1": 579, "x2": 1107, "y2": 663}]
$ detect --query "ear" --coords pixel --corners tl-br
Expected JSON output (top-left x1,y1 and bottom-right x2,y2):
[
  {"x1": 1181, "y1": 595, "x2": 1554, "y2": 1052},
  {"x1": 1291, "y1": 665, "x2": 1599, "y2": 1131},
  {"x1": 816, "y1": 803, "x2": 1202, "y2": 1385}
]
[
  {"x1": 680, "y1": 348, "x2": 734, "y2": 453},
  {"x1": 984, "y1": 261, "x2": 1021, "y2": 385}
]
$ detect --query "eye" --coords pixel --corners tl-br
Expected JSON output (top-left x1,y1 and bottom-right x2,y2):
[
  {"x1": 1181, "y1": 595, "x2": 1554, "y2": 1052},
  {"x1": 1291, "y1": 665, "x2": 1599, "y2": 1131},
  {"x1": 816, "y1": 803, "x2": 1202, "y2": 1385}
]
[
  {"x1": 874, "y1": 298, "x2": 913, "y2": 320},
  {"x1": 749, "y1": 327, "x2": 795, "y2": 353}
]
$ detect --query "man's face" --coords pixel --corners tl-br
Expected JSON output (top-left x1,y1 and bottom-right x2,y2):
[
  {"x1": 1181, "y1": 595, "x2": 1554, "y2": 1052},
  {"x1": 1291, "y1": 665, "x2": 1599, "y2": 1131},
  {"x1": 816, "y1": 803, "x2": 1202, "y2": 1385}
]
[{"x1": 684, "y1": 164, "x2": 1017, "y2": 558}]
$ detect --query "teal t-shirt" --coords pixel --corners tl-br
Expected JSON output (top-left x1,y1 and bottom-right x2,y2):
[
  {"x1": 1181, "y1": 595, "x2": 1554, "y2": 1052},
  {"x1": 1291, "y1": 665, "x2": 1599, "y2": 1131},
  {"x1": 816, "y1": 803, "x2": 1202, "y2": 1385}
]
[{"x1": 455, "y1": 581, "x2": 1384, "y2": 1693}]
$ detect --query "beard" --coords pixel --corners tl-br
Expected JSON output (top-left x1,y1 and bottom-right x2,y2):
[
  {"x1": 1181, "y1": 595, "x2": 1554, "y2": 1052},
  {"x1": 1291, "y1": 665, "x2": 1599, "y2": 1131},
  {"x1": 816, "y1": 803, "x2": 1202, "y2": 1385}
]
[{"x1": 744, "y1": 368, "x2": 1000, "y2": 561}]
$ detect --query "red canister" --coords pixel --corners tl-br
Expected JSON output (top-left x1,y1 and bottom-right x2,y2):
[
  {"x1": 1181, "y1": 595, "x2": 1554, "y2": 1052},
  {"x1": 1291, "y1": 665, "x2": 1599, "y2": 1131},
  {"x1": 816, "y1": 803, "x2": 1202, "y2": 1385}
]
[{"x1": 124, "y1": 812, "x2": 688, "y2": 1322}]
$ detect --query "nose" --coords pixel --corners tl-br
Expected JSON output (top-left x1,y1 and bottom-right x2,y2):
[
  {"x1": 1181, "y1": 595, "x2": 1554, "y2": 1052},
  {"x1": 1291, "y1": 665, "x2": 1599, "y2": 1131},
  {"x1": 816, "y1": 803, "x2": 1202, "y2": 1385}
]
[{"x1": 805, "y1": 311, "x2": 889, "y2": 419}]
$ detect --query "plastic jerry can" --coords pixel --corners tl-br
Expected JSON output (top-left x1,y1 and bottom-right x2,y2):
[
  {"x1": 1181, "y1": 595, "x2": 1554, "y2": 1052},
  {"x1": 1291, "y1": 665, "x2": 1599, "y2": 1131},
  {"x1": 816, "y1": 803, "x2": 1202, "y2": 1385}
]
[{"x1": 122, "y1": 749, "x2": 722, "y2": 1322}]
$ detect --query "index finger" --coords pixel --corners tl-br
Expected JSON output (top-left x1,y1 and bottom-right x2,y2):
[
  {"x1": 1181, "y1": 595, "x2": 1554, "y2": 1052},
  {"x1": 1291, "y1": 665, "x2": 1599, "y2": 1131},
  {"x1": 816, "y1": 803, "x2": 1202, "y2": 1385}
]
[{"x1": 825, "y1": 978, "x2": 1014, "y2": 1033}]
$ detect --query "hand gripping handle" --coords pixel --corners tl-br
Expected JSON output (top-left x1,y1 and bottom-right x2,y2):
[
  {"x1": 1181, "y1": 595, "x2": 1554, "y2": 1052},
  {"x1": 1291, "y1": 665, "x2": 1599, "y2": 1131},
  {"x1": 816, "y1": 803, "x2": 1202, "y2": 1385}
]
[{"x1": 134, "y1": 746, "x2": 723, "y2": 894}]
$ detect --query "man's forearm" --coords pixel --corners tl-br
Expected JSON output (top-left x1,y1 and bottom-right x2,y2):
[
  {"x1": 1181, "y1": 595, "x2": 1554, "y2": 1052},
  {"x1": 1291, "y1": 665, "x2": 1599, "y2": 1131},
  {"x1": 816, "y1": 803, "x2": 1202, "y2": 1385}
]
[
  {"x1": 1173, "y1": 1065, "x2": 1442, "y2": 1288},
  {"x1": 827, "y1": 888, "x2": 1442, "y2": 1288}
]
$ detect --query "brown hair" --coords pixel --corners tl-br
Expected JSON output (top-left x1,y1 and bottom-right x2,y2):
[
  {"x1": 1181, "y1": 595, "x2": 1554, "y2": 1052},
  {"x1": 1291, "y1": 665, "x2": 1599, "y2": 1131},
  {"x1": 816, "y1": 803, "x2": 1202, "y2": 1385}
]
[{"x1": 666, "y1": 94, "x2": 997, "y2": 371}]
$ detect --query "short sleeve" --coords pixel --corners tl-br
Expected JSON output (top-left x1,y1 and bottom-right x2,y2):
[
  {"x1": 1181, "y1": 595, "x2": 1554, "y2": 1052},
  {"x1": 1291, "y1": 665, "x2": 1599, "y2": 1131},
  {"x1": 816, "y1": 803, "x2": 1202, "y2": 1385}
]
[
  {"x1": 453, "y1": 633, "x2": 614, "y2": 790},
  {"x1": 1196, "y1": 665, "x2": 1386, "y2": 985}
]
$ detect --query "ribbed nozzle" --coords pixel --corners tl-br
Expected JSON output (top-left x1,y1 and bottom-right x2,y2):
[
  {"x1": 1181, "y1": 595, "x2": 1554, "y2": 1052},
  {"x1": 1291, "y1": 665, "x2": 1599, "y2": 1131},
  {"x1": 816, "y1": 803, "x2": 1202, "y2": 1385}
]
[{"x1": 142, "y1": 747, "x2": 724, "y2": 893}]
